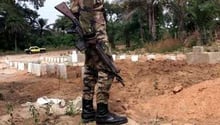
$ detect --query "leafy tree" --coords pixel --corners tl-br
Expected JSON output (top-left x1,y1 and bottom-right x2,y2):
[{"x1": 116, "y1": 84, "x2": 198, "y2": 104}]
[
  {"x1": 37, "y1": 18, "x2": 47, "y2": 37},
  {"x1": 105, "y1": 2, "x2": 123, "y2": 48},
  {"x1": 186, "y1": 0, "x2": 220, "y2": 44},
  {"x1": 0, "y1": 0, "x2": 29, "y2": 51},
  {"x1": 17, "y1": 0, "x2": 46, "y2": 9},
  {"x1": 5, "y1": 16, "x2": 27, "y2": 52},
  {"x1": 54, "y1": 16, "x2": 72, "y2": 34}
]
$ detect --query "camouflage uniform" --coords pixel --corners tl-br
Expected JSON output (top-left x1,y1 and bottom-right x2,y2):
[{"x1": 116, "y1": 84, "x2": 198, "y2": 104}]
[
  {"x1": 70, "y1": 1, "x2": 128, "y2": 124},
  {"x1": 70, "y1": 0, "x2": 113, "y2": 104}
]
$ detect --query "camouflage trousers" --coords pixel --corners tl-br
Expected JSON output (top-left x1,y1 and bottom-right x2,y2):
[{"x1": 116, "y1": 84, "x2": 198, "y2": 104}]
[
  {"x1": 83, "y1": 43, "x2": 114, "y2": 104},
  {"x1": 70, "y1": 0, "x2": 112, "y2": 104}
]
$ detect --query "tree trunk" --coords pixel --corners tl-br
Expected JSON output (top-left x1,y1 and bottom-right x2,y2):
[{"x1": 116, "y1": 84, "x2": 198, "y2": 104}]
[
  {"x1": 125, "y1": 32, "x2": 130, "y2": 48},
  {"x1": 178, "y1": 2, "x2": 185, "y2": 41},
  {"x1": 109, "y1": 31, "x2": 115, "y2": 49},
  {"x1": 40, "y1": 28, "x2": 43, "y2": 37},
  {"x1": 147, "y1": 0, "x2": 156, "y2": 41},
  {"x1": 139, "y1": 17, "x2": 144, "y2": 44},
  {"x1": 151, "y1": 4, "x2": 156, "y2": 41},
  {"x1": 14, "y1": 33, "x2": 17, "y2": 52},
  {"x1": 148, "y1": 1, "x2": 152, "y2": 40}
]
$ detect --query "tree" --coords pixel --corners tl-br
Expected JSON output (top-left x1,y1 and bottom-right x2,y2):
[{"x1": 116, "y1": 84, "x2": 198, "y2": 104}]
[
  {"x1": 5, "y1": 16, "x2": 27, "y2": 52},
  {"x1": 37, "y1": 18, "x2": 47, "y2": 37},
  {"x1": 105, "y1": 2, "x2": 123, "y2": 48},
  {"x1": 54, "y1": 16, "x2": 72, "y2": 33},
  {"x1": 186, "y1": 0, "x2": 220, "y2": 44},
  {"x1": 17, "y1": 0, "x2": 46, "y2": 9},
  {"x1": 163, "y1": 0, "x2": 188, "y2": 40},
  {"x1": 0, "y1": 0, "x2": 29, "y2": 51}
]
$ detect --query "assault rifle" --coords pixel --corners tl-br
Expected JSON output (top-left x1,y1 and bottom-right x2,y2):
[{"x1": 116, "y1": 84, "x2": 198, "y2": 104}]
[{"x1": 55, "y1": 2, "x2": 125, "y2": 86}]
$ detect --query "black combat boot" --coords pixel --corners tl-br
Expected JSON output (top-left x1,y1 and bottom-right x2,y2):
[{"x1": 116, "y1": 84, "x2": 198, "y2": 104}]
[
  {"x1": 81, "y1": 99, "x2": 96, "y2": 123},
  {"x1": 96, "y1": 103, "x2": 128, "y2": 125}
]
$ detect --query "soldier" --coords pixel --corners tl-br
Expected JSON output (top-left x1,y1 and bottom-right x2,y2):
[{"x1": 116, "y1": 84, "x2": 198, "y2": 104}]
[{"x1": 70, "y1": 0, "x2": 128, "y2": 124}]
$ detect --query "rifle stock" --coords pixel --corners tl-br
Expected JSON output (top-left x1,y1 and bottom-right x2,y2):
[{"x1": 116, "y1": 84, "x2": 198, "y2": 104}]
[{"x1": 55, "y1": 2, "x2": 84, "y2": 38}]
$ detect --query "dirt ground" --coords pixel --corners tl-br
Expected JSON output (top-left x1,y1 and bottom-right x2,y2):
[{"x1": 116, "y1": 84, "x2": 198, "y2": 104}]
[{"x1": 1, "y1": 51, "x2": 220, "y2": 125}]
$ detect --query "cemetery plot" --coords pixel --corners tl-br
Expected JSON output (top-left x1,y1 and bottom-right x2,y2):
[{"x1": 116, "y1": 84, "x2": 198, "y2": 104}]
[{"x1": 1, "y1": 50, "x2": 220, "y2": 124}]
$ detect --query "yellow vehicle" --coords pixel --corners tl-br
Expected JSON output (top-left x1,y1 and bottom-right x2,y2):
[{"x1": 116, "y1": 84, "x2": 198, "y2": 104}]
[{"x1": 24, "y1": 46, "x2": 46, "y2": 54}]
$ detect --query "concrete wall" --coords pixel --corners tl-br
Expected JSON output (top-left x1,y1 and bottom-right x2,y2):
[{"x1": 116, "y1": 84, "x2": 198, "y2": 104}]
[{"x1": 186, "y1": 46, "x2": 220, "y2": 64}]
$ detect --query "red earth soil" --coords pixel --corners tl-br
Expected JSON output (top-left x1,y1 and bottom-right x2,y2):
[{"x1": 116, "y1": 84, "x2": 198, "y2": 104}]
[{"x1": 1, "y1": 55, "x2": 220, "y2": 124}]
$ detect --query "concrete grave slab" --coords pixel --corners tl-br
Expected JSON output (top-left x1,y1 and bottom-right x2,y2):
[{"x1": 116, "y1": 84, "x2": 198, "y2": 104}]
[
  {"x1": 131, "y1": 55, "x2": 139, "y2": 62},
  {"x1": 56, "y1": 64, "x2": 67, "y2": 79}
]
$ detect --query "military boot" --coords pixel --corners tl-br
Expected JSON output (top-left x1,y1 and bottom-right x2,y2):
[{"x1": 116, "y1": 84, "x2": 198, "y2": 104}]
[
  {"x1": 96, "y1": 103, "x2": 128, "y2": 125},
  {"x1": 81, "y1": 99, "x2": 96, "y2": 123}
]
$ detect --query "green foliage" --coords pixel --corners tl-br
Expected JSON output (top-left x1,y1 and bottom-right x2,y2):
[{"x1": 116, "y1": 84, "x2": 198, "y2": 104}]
[
  {"x1": 65, "y1": 101, "x2": 77, "y2": 116},
  {"x1": 6, "y1": 102, "x2": 15, "y2": 125},
  {"x1": 185, "y1": 0, "x2": 220, "y2": 44},
  {"x1": 17, "y1": 0, "x2": 46, "y2": 9},
  {"x1": 54, "y1": 16, "x2": 72, "y2": 31},
  {"x1": 0, "y1": 0, "x2": 220, "y2": 52},
  {"x1": 29, "y1": 105, "x2": 40, "y2": 125},
  {"x1": 43, "y1": 34, "x2": 75, "y2": 48}
]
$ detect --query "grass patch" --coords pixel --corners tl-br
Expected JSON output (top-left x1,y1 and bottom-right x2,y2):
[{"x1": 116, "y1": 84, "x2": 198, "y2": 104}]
[{"x1": 145, "y1": 39, "x2": 183, "y2": 53}]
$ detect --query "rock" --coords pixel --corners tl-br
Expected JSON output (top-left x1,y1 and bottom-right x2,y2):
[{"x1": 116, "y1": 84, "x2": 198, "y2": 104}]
[
  {"x1": 116, "y1": 98, "x2": 121, "y2": 102},
  {"x1": 147, "y1": 54, "x2": 156, "y2": 60},
  {"x1": 71, "y1": 96, "x2": 82, "y2": 111},
  {"x1": 173, "y1": 85, "x2": 183, "y2": 94},
  {"x1": 51, "y1": 104, "x2": 66, "y2": 115},
  {"x1": 59, "y1": 99, "x2": 66, "y2": 108}
]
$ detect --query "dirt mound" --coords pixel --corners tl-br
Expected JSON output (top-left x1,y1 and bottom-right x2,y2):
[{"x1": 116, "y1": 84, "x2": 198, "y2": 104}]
[
  {"x1": 1, "y1": 58, "x2": 220, "y2": 124},
  {"x1": 110, "y1": 60, "x2": 220, "y2": 124},
  {"x1": 140, "y1": 78, "x2": 220, "y2": 124}
]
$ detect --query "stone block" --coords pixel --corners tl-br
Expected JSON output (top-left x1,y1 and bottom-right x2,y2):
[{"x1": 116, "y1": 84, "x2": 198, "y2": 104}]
[
  {"x1": 47, "y1": 64, "x2": 56, "y2": 75},
  {"x1": 60, "y1": 57, "x2": 64, "y2": 63},
  {"x1": 186, "y1": 52, "x2": 209, "y2": 64},
  {"x1": 186, "y1": 52, "x2": 220, "y2": 64},
  {"x1": 45, "y1": 57, "x2": 48, "y2": 62},
  {"x1": 56, "y1": 64, "x2": 67, "y2": 79},
  {"x1": 208, "y1": 52, "x2": 220, "y2": 63},
  {"x1": 14, "y1": 62, "x2": 18, "y2": 68},
  {"x1": 24, "y1": 63, "x2": 28, "y2": 70},
  {"x1": 112, "y1": 54, "x2": 116, "y2": 61},
  {"x1": 39, "y1": 57, "x2": 44, "y2": 61},
  {"x1": 193, "y1": 46, "x2": 204, "y2": 54},
  {"x1": 40, "y1": 63, "x2": 47, "y2": 76},
  {"x1": 78, "y1": 54, "x2": 85, "y2": 62},
  {"x1": 48, "y1": 57, "x2": 52, "y2": 62},
  {"x1": 131, "y1": 55, "x2": 139, "y2": 62},
  {"x1": 32, "y1": 64, "x2": 41, "y2": 76},
  {"x1": 9, "y1": 62, "x2": 13, "y2": 67},
  {"x1": 4, "y1": 59, "x2": 9, "y2": 64},
  {"x1": 64, "y1": 57, "x2": 68, "y2": 62},
  {"x1": 72, "y1": 50, "x2": 78, "y2": 63},
  {"x1": 18, "y1": 62, "x2": 25, "y2": 70},
  {"x1": 28, "y1": 63, "x2": 32, "y2": 73},
  {"x1": 147, "y1": 54, "x2": 156, "y2": 60},
  {"x1": 56, "y1": 58, "x2": 60, "y2": 63},
  {"x1": 119, "y1": 55, "x2": 126, "y2": 60},
  {"x1": 165, "y1": 55, "x2": 176, "y2": 61}
]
